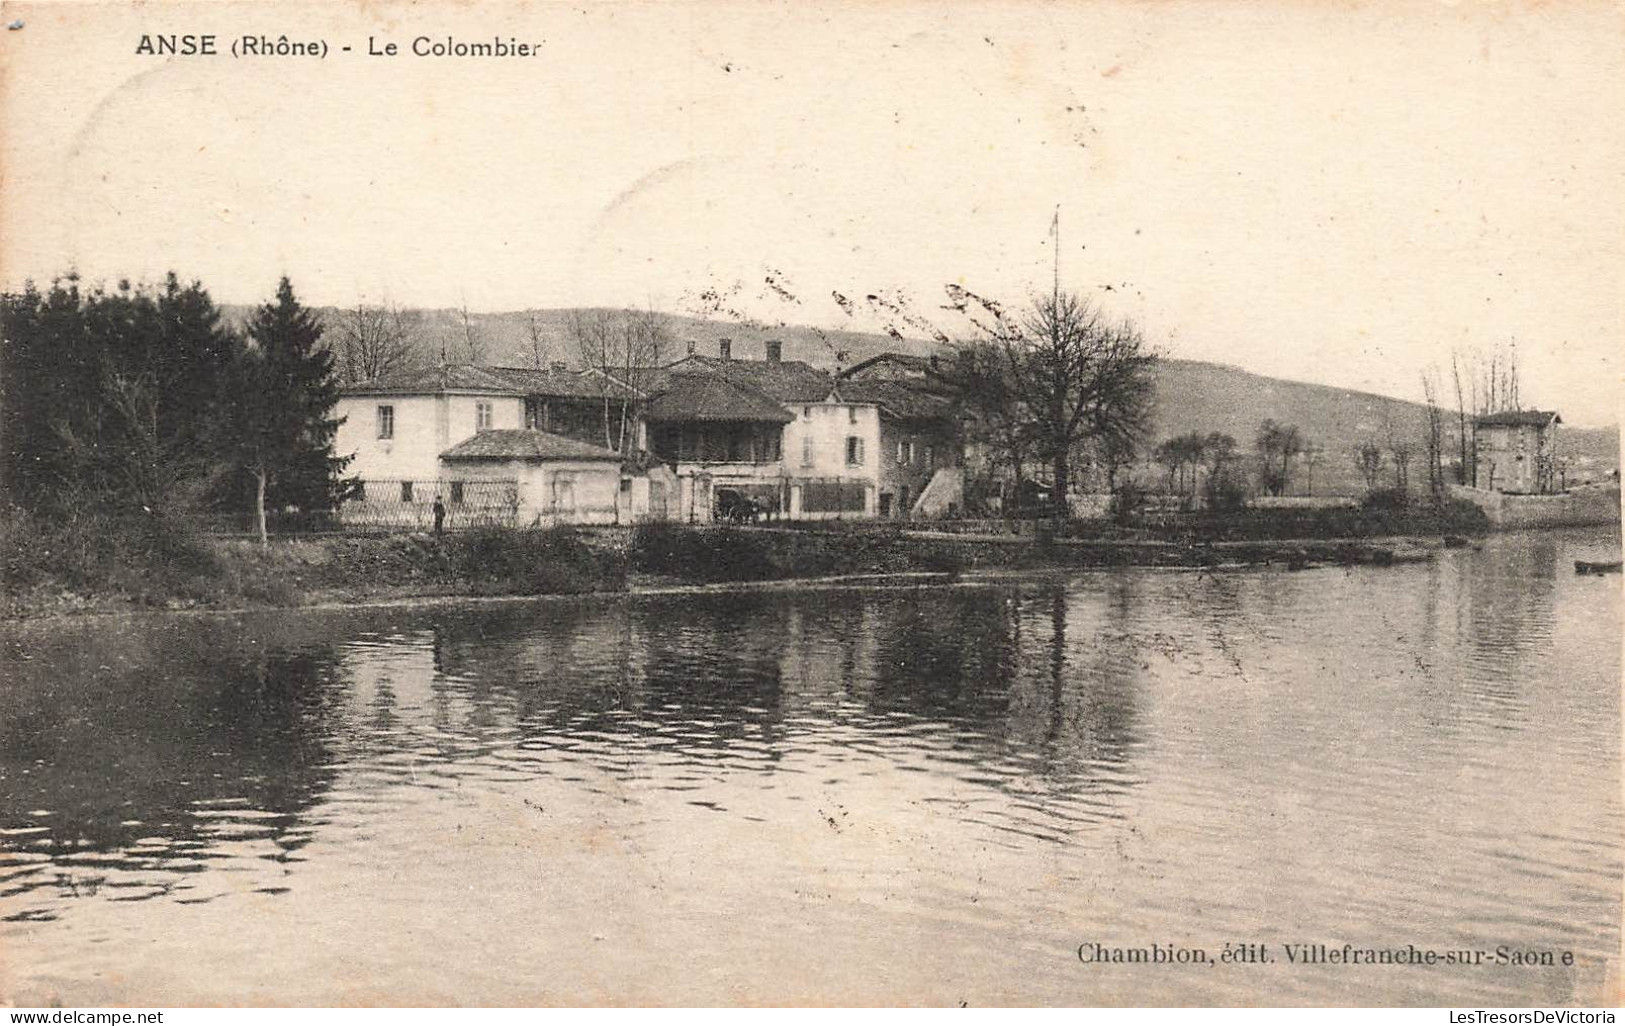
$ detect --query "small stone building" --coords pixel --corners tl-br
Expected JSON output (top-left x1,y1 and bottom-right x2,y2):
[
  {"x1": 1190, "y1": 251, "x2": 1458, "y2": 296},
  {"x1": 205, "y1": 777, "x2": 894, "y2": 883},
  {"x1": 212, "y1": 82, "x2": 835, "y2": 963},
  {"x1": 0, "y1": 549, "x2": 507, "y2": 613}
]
[
  {"x1": 439, "y1": 429, "x2": 626, "y2": 526},
  {"x1": 1472, "y1": 410, "x2": 1562, "y2": 495}
]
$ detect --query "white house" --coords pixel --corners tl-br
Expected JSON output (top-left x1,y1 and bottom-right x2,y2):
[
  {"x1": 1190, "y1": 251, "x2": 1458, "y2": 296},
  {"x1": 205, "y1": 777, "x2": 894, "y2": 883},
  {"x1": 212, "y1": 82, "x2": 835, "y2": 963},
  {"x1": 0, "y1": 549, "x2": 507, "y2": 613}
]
[{"x1": 333, "y1": 364, "x2": 656, "y2": 527}]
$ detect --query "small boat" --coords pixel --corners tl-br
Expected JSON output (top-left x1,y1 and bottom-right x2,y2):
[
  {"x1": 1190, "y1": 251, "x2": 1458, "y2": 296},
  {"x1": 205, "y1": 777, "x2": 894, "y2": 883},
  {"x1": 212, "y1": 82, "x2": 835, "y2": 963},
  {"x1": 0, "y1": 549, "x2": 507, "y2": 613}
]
[{"x1": 1574, "y1": 560, "x2": 1622, "y2": 575}]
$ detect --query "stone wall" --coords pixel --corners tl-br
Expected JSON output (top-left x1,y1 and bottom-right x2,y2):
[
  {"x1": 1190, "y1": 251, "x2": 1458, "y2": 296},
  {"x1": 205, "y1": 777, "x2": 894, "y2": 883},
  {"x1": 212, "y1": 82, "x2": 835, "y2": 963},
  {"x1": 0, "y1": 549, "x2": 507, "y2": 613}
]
[{"x1": 1448, "y1": 484, "x2": 1621, "y2": 529}]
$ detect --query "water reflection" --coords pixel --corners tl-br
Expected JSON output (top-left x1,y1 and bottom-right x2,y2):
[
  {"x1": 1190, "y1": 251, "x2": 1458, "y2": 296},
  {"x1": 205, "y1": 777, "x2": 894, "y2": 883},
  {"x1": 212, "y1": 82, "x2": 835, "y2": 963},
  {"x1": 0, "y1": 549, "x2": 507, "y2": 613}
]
[
  {"x1": 0, "y1": 619, "x2": 342, "y2": 918},
  {"x1": 0, "y1": 527, "x2": 1618, "y2": 1005}
]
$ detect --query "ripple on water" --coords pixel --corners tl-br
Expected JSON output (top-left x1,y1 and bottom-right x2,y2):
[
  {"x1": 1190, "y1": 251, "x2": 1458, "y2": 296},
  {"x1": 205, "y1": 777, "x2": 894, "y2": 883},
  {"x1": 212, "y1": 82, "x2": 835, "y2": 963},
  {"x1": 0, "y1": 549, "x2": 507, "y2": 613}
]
[{"x1": 0, "y1": 528, "x2": 1618, "y2": 1005}]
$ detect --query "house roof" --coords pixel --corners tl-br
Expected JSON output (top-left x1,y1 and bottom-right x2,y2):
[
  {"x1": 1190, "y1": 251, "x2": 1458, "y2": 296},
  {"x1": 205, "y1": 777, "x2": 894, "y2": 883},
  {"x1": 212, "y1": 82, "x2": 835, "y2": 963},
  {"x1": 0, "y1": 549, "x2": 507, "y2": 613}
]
[
  {"x1": 440, "y1": 429, "x2": 623, "y2": 462},
  {"x1": 834, "y1": 378, "x2": 956, "y2": 422},
  {"x1": 486, "y1": 366, "x2": 641, "y2": 399},
  {"x1": 663, "y1": 354, "x2": 834, "y2": 403},
  {"x1": 838, "y1": 352, "x2": 939, "y2": 380},
  {"x1": 643, "y1": 372, "x2": 795, "y2": 423},
  {"x1": 1475, "y1": 410, "x2": 1561, "y2": 428},
  {"x1": 347, "y1": 364, "x2": 524, "y2": 396},
  {"x1": 344, "y1": 363, "x2": 636, "y2": 400}
]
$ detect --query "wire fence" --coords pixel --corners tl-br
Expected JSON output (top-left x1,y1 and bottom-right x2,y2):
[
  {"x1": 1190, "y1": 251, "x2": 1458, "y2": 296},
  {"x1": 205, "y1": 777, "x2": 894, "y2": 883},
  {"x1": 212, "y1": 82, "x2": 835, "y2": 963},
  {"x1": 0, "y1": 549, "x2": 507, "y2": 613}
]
[
  {"x1": 342, "y1": 478, "x2": 520, "y2": 530},
  {"x1": 199, "y1": 478, "x2": 524, "y2": 536}
]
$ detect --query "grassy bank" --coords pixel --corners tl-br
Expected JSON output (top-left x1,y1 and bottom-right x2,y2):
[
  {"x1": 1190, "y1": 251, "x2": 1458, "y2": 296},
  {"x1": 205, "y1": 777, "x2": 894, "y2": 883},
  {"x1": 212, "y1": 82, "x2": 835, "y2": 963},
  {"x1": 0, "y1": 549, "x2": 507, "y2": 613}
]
[
  {"x1": 0, "y1": 511, "x2": 625, "y2": 620},
  {"x1": 627, "y1": 521, "x2": 964, "y2": 583},
  {"x1": 1151, "y1": 495, "x2": 1491, "y2": 542},
  {"x1": 2, "y1": 501, "x2": 1484, "y2": 622}
]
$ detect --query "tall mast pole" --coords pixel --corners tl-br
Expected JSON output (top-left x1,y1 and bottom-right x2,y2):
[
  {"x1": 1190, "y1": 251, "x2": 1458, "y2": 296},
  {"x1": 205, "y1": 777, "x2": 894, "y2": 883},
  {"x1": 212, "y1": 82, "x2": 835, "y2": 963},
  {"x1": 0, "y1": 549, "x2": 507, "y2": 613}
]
[{"x1": 1052, "y1": 204, "x2": 1061, "y2": 306}]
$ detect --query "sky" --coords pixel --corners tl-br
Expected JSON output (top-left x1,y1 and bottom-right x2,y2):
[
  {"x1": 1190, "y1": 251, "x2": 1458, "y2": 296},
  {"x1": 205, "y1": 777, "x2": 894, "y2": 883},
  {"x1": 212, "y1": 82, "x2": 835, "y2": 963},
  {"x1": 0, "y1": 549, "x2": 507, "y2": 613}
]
[{"x1": 3, "y1": 0, "x2": 1621, "y2": 427}]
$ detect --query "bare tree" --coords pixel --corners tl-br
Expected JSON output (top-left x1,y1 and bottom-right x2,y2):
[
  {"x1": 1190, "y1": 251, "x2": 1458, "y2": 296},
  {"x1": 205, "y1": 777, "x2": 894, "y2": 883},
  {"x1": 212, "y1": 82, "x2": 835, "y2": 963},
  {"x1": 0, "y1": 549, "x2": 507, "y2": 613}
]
[
  {"x1": 459, "y1": 303, "x2": 486, "y2": 365},
  {"x1": 1153, "y1": 437, "x2": 1183, "y2": 494},
  {"x1": 952, "y1": 290, "x2": 1155, "y2": 523},
  {"x1": 569, "y1": 307, "x2": 669, "y2": 451},
  {"x1": 939, "y1": 339, "x2": 1033, "y2": 516},
  {"x1": 1421, "y1": 369, "x2": 1447, "y2": 500},
  {"x1": 1302, "y1": 442, "x2": 1324, "y2": 496},
  {"x1": 1450, "y1": 350, "x2": 1471, "y2": 484},
  {"x1": 1354, "y1": 439, "x2": 1385, "y2": 492},
  {"x1": 526, "y1": 310, "x2": 547, "y2": 370},
  {"x1": 1202, "y1": 432, "x2": 1244, "y2": 510},
  {"x1": 331, "y1": 303, "x2": 424, "y2": 385},
  {"x1": 1152, "y1": 432, "x2": 1207, "y2": 496},
  {"x1": 1254, "y1": 419, "x2": 1304, "y2": 497},
  {"x1": 616, "y1": 306, "x2": 670, "y2": 452},
  {"x1": 1384, "y1": 418, "x2": 1414, "y2": 494},
  {"x1": 569, "y1": 309, "x2": 619, "y2": 448}
]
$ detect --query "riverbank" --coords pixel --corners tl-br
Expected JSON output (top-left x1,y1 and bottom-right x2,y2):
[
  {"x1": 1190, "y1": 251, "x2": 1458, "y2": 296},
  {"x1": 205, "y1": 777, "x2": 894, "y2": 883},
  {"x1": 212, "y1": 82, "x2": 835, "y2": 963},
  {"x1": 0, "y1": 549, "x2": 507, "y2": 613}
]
[{"x1": 1, "y1": 510, "x2": 1482, "y2": 622}]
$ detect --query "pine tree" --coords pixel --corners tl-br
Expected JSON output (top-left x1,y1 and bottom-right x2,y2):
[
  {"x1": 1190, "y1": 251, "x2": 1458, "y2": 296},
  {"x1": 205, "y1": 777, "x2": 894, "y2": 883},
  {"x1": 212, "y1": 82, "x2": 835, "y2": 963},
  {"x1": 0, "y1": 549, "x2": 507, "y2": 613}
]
[
  {"x1": 226, "y1": 278, "x2": 350, "y2": 545},
  {"x1": 1, "y1": 274, "x2": 239, "y2": 514}
]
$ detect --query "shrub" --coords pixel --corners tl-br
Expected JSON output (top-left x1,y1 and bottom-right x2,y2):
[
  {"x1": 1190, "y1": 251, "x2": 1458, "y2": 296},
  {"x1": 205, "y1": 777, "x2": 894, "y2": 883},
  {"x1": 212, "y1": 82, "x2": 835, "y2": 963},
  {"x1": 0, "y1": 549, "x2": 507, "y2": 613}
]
[
  {"x1": 1109, "y1": 482, "x2": 1145, "y2": 526},
  {"x1": 449, "y1": 526, "x2": 625, "y2": 594},
  {"x1": 1204, "y1": 470, "x2": 1248, "y2": 513},
  {"x1": 0, "y1": 506, "x2": 229, "y2": 607},
  {"x1": 1361, "y1": 487, "x2": 1410, "y2": 512},
  {"x1": 629, "y1": 522, "x2": 929, "y2": 582},
  {"x1": 630, "y1": 522, "x2": 787, "y2": 581}
]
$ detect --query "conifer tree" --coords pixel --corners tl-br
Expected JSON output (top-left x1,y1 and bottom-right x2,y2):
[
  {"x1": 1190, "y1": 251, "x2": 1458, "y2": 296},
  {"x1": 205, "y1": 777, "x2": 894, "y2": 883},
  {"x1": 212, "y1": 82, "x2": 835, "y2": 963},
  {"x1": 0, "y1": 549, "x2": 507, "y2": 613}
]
[
  {"x1": 1, "y1": 274, "x2": 238, "y2": 513},
  {"x1": 226, "y1": 278, "x2": 350, "y2": 544}
]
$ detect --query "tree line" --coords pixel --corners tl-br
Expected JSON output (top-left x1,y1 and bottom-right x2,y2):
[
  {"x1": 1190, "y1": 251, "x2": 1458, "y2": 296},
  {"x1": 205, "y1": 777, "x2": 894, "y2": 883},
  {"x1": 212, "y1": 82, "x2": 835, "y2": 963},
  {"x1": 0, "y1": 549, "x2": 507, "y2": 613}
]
[{"x1": 1, "y1": 273, "x2": 347, "y2": 545}]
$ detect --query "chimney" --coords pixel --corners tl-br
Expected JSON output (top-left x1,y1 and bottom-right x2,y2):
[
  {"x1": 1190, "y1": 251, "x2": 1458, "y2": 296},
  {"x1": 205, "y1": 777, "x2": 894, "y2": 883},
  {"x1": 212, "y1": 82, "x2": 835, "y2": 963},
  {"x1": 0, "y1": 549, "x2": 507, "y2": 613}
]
[
  {"x1": 834, "y1": 349, "x2": 849, "y2": 376},
  {"x1": 550, "y1": 361, "x2": 567, "y2": 373},
  {"x1": 764, "y1": 339, "x2": 783, "y2": 363},
  {"x1": 686, "y1": 339, "x2": 698, "y2": 357},
  {"x1": 719, "y1": 338, "x2": 732, "y2": 361}
]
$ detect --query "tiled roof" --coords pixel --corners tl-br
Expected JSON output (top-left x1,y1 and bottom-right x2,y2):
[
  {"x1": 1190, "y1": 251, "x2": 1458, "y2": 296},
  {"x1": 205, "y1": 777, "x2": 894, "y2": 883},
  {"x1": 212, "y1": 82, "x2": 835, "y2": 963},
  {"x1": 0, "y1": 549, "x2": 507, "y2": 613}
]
[
  {"x1": 838, "y1": 352, "x2": 938, "y2": 380},
  {"x1": 485, "y1": 366, "x2": 641, "y2": 399},
  {"x1": 664, "y1": 355, "x2": 834, "y2": 403},
  {"x1": 344, "y1": 364, "x2": 636, "y2": 399},
  {"x1": 347, "y1": 364, "x2": 525, "y2": 395},
  {"x1": 1475, "y1": 410, "x2": 1561, "y2": 428},
  {"x1": 644, "y1": 373, "x2": 795, "y2": 423},
  {"x1": 835, "y1": 378, "x2": 956, "y2": 422},
  {"x1": 440, "y1": 429, "x2": 622, "y2": 462}
]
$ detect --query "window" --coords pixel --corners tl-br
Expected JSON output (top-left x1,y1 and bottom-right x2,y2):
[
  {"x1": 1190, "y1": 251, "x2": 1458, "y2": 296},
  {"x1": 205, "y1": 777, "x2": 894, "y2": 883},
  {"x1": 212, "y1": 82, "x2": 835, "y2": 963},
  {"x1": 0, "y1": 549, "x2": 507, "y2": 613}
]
[
  {"x1": 449, "y1": 481, "x2": 464, "y2": 505},
  {"x1": 377, "y1": 405, "x2": 394, "y2": 440},
  {"x1": 803, "y1": 406, "x2": 812, "y2": 419},
  {"x1": 846, "y1": 436, "x2": 865, "y2": 467},
  {"x1": 400, "y1": 481, "x2": 414, "y2": 503},
  {"x1": 801, "y1": 436, "x2": 814, "y2": 467},
  {"x1": 925, "y1": 445, "x2": 935, "y2": 468},
  {"x1": 551, "y1": 474, "x2": 576, "y2": 513},
  {"x1": 896, "y1": 439, "x2": 914, "y2": 465},
  {"x1": 475, "y1": 402, "x2": 493, "y2": 432},
  {"x1": 848, "y1": 407, "x2": 858, "y2": 424}
]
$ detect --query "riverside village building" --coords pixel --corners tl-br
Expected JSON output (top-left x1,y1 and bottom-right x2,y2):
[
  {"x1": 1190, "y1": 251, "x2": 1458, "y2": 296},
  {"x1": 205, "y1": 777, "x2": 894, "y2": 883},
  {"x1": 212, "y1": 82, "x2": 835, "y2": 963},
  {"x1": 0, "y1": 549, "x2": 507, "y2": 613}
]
[{"x1": 332, "y1": 339, "x2": 966, "y2": 529}]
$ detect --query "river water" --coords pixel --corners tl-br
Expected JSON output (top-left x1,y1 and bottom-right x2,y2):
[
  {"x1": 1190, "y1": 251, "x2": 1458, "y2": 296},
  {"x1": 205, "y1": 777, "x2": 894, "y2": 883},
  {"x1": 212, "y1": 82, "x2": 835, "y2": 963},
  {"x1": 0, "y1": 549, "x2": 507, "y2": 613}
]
[{"x1": 2, "y1": 528, "x2": 1619, "y2": 1006}]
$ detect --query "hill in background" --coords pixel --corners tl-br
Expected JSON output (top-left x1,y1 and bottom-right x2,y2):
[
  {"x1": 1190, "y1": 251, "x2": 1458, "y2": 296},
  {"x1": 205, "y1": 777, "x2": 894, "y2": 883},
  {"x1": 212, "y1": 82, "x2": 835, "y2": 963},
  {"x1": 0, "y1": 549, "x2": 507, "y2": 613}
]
[{"x1": 230, "y1": 305, "x2": 1617, "y2": 495}]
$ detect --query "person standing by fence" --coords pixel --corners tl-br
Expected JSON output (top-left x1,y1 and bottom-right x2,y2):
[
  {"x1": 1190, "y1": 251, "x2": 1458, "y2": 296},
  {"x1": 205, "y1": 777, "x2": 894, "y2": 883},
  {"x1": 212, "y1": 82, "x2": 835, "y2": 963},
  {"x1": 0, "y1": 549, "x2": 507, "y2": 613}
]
[{"x1": 433, "y1": 496, "x2": 446, "y2": 536}]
